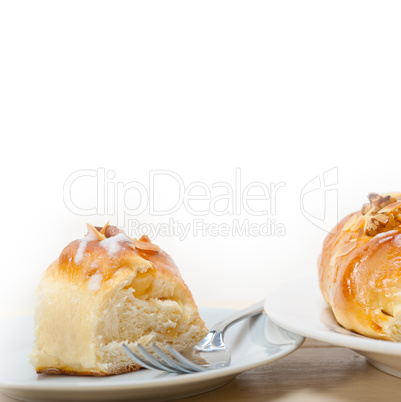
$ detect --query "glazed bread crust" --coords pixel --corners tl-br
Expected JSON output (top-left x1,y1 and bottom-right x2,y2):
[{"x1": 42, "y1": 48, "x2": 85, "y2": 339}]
[
  {"x1": 318, "y1": 193, "x2": 401, "y2": 341},
  {"x1": 31, "y1": 225, "x2": 208, "y2": 375}
]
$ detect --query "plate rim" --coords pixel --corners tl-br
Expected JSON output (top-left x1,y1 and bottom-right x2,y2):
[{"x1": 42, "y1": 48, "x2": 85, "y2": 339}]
[{"x1": 265, "y1": 276, "x2": 401, "y2": 355}]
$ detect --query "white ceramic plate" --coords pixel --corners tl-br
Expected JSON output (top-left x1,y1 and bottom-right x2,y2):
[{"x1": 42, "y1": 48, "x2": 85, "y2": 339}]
[
  {"x1": 265, "y1": 277, "x2": 401, "y2": 378},
  {"x1": 0, "y1": 307, "x2": 304, "y2": 402}
]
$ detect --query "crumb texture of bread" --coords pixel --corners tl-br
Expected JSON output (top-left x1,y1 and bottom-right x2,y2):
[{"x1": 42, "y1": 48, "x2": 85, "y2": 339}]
[
  {"x1": 318, "y1": 193, "x2": 401, "y2": 341},
  {"x1": 31, "y1": 224, "x2": 208, "y2": 375}
]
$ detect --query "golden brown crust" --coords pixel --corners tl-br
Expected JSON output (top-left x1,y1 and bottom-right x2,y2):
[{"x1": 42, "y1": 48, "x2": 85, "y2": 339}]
[
  {"x1": 36, "y1": 365, "x2": 140, "y2": 376},
  {"x1": 56, "y1": 230, "x2": 187, "y2": 291},
  {"x1": 318, "y1": 193, "x2": 401, "y2": 340},
  {"x1": 36, "y1": 368, "x2": 108, "y2": 376}
]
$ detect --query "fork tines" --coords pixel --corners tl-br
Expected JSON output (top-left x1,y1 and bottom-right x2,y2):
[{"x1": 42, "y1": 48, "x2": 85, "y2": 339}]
[{"x1": 122, "y1": 343, "x2": 207, "y2": 374}]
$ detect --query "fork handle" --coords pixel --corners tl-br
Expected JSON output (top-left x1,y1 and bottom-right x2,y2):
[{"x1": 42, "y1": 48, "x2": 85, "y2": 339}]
[{"x1": 210, "y1": 300, "x2": 265, "y2": 334}]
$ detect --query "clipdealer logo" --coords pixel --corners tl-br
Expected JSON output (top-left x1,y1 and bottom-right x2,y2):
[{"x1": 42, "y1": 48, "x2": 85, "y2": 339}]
[
  {"x1": 300, "y1": 167, "x2": 338, "y2": 234},
  {"x1": 63, "y1": 168, "x2": 287, "y2": 239}
]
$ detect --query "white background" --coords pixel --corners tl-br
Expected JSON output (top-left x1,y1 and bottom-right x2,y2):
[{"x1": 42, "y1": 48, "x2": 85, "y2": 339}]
[{"x1": 0, "y1": 1, "x2": 400, "y2": 316}]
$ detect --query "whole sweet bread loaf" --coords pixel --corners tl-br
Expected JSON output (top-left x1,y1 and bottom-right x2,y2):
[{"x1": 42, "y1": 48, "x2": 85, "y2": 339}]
[{"x1": 318, "y1": 193, "x2": 401, "y2": 341}]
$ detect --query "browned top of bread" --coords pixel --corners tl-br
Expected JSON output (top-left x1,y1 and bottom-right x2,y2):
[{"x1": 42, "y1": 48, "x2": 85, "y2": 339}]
[{"x1": 50, "y1": 224, "x2": 188, "y2": 295}]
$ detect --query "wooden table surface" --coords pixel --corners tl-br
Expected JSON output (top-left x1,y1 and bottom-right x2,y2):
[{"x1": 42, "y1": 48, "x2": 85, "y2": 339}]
[
  {"x1": 2, "y1": 338, "x2": 401, "y2": 402},
  {"x1": 176, "y1": 338, "x2": 401, "y2": 402}
]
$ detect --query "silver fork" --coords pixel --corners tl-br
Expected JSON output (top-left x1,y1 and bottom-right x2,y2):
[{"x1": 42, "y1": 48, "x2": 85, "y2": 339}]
[{"x1": 122, "y1": 300, "x2": 264, "y2": 374}]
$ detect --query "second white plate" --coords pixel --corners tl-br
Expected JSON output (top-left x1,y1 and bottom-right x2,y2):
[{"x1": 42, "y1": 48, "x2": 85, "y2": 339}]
[{"x1": 265, "y1": 277, "x2": 401, "y2": 378}]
